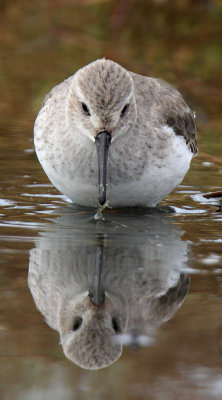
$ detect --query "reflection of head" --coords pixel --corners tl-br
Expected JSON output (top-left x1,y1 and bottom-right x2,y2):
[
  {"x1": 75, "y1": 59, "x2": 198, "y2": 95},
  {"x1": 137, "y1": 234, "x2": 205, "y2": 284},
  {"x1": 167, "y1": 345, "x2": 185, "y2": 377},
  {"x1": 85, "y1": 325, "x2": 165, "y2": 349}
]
[
  {"x1": 59, "y1": 297, "x2": 123, "y2": 369},
  {"x1": 28, "y1": 247, "x2": 126, "y2": 369}
]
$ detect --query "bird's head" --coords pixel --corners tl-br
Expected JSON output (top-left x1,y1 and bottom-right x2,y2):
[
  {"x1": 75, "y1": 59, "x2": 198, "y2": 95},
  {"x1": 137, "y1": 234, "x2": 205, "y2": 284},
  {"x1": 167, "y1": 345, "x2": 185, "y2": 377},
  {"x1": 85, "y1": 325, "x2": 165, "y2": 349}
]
[
  {"x1": 66, "y1": 59, "x2": 137, "y2": 205},
  {"x1": 67, "y1": 58, "x2": 136, "y2": 142}
]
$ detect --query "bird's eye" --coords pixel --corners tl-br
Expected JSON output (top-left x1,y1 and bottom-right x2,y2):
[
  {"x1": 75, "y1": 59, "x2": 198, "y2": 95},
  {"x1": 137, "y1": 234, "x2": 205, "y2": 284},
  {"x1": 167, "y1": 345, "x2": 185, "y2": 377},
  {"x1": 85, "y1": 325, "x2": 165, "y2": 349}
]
[
  {"x1": 112, "y1": 317, "x2": 121, "y2": 333},
  {"x1": 81, "y1": 102, "x2": 91, "y2": 116},
  {"x1": 121, "y1": 104, "x2": 129, "y2": 117},
  {"x1": 73, "y1": 316, "x2": 83, "y2": 331}
]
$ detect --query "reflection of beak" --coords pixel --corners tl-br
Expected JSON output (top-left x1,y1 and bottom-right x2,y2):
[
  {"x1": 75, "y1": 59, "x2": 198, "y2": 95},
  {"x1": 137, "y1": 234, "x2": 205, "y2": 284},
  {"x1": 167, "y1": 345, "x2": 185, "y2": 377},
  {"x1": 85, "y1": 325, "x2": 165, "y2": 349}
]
[
  {"x1": 95, "y1": 131, "x2": 111, "y2": 206},
  {"x1": 89, "y1": 244, "x2": 105, "y2": 307}
]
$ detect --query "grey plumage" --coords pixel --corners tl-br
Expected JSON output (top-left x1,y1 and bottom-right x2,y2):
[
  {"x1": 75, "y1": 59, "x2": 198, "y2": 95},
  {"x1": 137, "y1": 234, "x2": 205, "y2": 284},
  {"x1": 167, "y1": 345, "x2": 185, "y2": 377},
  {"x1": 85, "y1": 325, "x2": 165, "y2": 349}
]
[{"x1": 34, "y1": 59, "x2": 197, "y2": 207}]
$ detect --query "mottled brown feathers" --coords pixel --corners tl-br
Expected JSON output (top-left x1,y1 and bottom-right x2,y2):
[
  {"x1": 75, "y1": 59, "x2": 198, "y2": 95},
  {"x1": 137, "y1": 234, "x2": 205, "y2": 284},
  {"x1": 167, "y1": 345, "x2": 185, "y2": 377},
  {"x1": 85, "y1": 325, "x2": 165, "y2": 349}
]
[{"x1": 166, "y1": 112, "x2": 198, "y2": 154}]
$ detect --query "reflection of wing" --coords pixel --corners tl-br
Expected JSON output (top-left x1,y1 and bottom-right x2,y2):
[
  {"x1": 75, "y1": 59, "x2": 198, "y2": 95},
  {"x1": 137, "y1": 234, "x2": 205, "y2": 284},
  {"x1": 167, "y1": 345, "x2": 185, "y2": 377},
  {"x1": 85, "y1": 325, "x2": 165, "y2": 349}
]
[
  {"x1": 28, "y1": 245, "x2": 94, "y2": 330},
  {"x1": 29, "y1": 248, "x2": 62, "y2": 330},
  {"x1": 116, "y1": 273, "x2": 190, "y2": 347},
  {"x1": 141, "y1": 273, "x2": 190, "y2": 325}
]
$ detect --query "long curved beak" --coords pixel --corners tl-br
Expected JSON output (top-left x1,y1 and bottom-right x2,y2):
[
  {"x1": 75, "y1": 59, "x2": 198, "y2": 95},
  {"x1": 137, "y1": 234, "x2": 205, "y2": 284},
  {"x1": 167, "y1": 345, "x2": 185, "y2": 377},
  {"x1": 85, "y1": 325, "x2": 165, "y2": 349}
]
[
  {"x1": 89, "y1": 244, "x2": 105, "y2": 307},
  {"x1": 95, "y1": 131, "x2": 111, "y2": 206}
]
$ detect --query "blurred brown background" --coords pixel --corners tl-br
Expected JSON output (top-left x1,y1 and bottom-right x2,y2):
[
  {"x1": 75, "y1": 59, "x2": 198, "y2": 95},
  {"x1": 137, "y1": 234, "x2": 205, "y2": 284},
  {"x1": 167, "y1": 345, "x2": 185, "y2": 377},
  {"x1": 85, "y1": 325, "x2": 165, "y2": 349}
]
[{"x1": 1, "y1": 0, "x2": 222, "y2": 156}]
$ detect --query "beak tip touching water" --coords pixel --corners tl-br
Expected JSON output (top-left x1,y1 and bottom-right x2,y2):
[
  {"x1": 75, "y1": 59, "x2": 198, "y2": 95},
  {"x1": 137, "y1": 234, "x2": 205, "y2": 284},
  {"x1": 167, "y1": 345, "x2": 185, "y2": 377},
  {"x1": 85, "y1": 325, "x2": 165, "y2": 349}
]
[
  {"x1": 98, "y1": 189, "x2": 106, "y2": 206},
  {"x1": 89, "y1": 289, "x2": 105, "y2": 308}
]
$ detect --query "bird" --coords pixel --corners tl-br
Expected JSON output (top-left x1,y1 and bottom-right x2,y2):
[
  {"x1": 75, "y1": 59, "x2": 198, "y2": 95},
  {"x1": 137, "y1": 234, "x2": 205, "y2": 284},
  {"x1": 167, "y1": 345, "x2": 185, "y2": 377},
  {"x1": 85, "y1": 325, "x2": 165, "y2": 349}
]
[
  {"x1": 34, "y1": 58, "x2": 197, "y2": 208},
  {"x1": 28, "y1": 209, "x2": 190, "y2": 370}
]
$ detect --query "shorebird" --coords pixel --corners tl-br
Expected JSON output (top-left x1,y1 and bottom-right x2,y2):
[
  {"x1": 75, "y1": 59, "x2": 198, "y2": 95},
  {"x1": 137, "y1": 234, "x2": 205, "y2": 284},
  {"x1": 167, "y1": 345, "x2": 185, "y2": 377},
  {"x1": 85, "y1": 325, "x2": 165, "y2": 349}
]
[{"x1": 34, "y1": 59, "x2": 197, "y2": 207}]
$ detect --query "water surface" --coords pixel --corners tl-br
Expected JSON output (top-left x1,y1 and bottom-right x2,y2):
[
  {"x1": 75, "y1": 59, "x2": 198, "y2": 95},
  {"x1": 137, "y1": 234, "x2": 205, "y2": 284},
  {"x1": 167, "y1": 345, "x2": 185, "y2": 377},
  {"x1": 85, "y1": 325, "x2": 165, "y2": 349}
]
[{"x1": 1, "y1": 128, "x2": 222, "y2": 399}]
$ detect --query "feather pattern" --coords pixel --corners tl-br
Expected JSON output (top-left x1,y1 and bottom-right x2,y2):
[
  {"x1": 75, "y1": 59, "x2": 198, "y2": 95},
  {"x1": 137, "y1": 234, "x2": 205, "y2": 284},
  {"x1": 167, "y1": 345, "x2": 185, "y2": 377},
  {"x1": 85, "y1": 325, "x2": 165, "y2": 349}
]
[{"x1": 166, "y1": 112, "x2": 198, "y2": 154}]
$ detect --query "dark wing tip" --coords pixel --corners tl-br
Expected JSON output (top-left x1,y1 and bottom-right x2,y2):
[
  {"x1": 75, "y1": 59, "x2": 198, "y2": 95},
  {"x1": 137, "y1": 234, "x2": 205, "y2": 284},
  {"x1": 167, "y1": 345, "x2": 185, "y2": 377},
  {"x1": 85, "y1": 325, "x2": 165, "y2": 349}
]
[{"x1": 166, "y1": 112, "x2": 198, "y2": 155}]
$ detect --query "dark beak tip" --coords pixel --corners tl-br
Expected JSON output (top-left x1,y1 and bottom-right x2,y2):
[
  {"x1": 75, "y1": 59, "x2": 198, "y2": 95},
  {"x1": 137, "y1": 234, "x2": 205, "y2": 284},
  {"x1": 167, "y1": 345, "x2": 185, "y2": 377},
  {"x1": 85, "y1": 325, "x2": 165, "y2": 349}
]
[
  {"x1": 95, "y1": 130, "x2": 112, "y2": 144},
  {"x1": 98, "y1": 194, "x2": 106, "y2": 206},
  {"x1": 89, "y1": 290, "x2": 105, "y2": 308}
]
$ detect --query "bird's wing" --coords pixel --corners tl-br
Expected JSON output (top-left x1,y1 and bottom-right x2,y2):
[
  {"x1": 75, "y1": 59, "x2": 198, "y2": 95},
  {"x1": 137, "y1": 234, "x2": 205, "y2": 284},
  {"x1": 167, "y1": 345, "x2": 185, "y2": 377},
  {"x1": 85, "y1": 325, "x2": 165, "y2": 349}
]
[
  {"x1": 165, "y1": 111, "x2": 198, "y2": 155},
  {"x1": 131, "y1": 73, "x2": 198, "y2": 155},
  {"x1": 155, "y1": 78, "x2": 198, "y2": 155}
]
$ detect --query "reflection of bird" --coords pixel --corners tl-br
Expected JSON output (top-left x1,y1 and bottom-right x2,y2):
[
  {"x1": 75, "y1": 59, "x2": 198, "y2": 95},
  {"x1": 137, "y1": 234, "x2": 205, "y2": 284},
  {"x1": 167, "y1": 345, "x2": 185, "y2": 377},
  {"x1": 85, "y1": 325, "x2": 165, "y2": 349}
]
[
  {"x1": 28, "y1": 210, "x2": 190, "y2": 370},
  {"x1": 34, "y1": 59, "x2": 197, "y2": 207},
  {"x1": 29, "y1": 244, "x2": 126, "y2": 370}
]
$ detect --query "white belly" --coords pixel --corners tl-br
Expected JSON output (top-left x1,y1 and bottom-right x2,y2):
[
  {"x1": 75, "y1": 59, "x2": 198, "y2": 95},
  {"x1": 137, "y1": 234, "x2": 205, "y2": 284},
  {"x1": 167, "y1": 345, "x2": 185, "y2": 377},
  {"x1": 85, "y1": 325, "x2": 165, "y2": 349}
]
[{"x1": 41, "y1": 135, "x2": 192, "y2": 207}]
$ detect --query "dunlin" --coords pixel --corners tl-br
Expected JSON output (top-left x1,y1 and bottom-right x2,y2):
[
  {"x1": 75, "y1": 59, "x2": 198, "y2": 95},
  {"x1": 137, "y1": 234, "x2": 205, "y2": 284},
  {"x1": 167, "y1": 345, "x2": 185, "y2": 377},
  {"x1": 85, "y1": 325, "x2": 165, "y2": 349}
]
[{"x1": 34, "y1": 59, "x2": 197, "y2": 207}]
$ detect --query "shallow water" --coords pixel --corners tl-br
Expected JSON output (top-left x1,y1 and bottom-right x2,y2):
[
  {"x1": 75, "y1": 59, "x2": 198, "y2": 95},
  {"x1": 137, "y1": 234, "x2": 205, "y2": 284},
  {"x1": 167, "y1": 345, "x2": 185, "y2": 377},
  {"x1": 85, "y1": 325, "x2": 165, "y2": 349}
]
[
  {"x1": 1, "y1": 1, "x2": 222, "y2": 398},
  {"x1": 0, "y1": 124, "x2": 222, "y2": 399}
]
